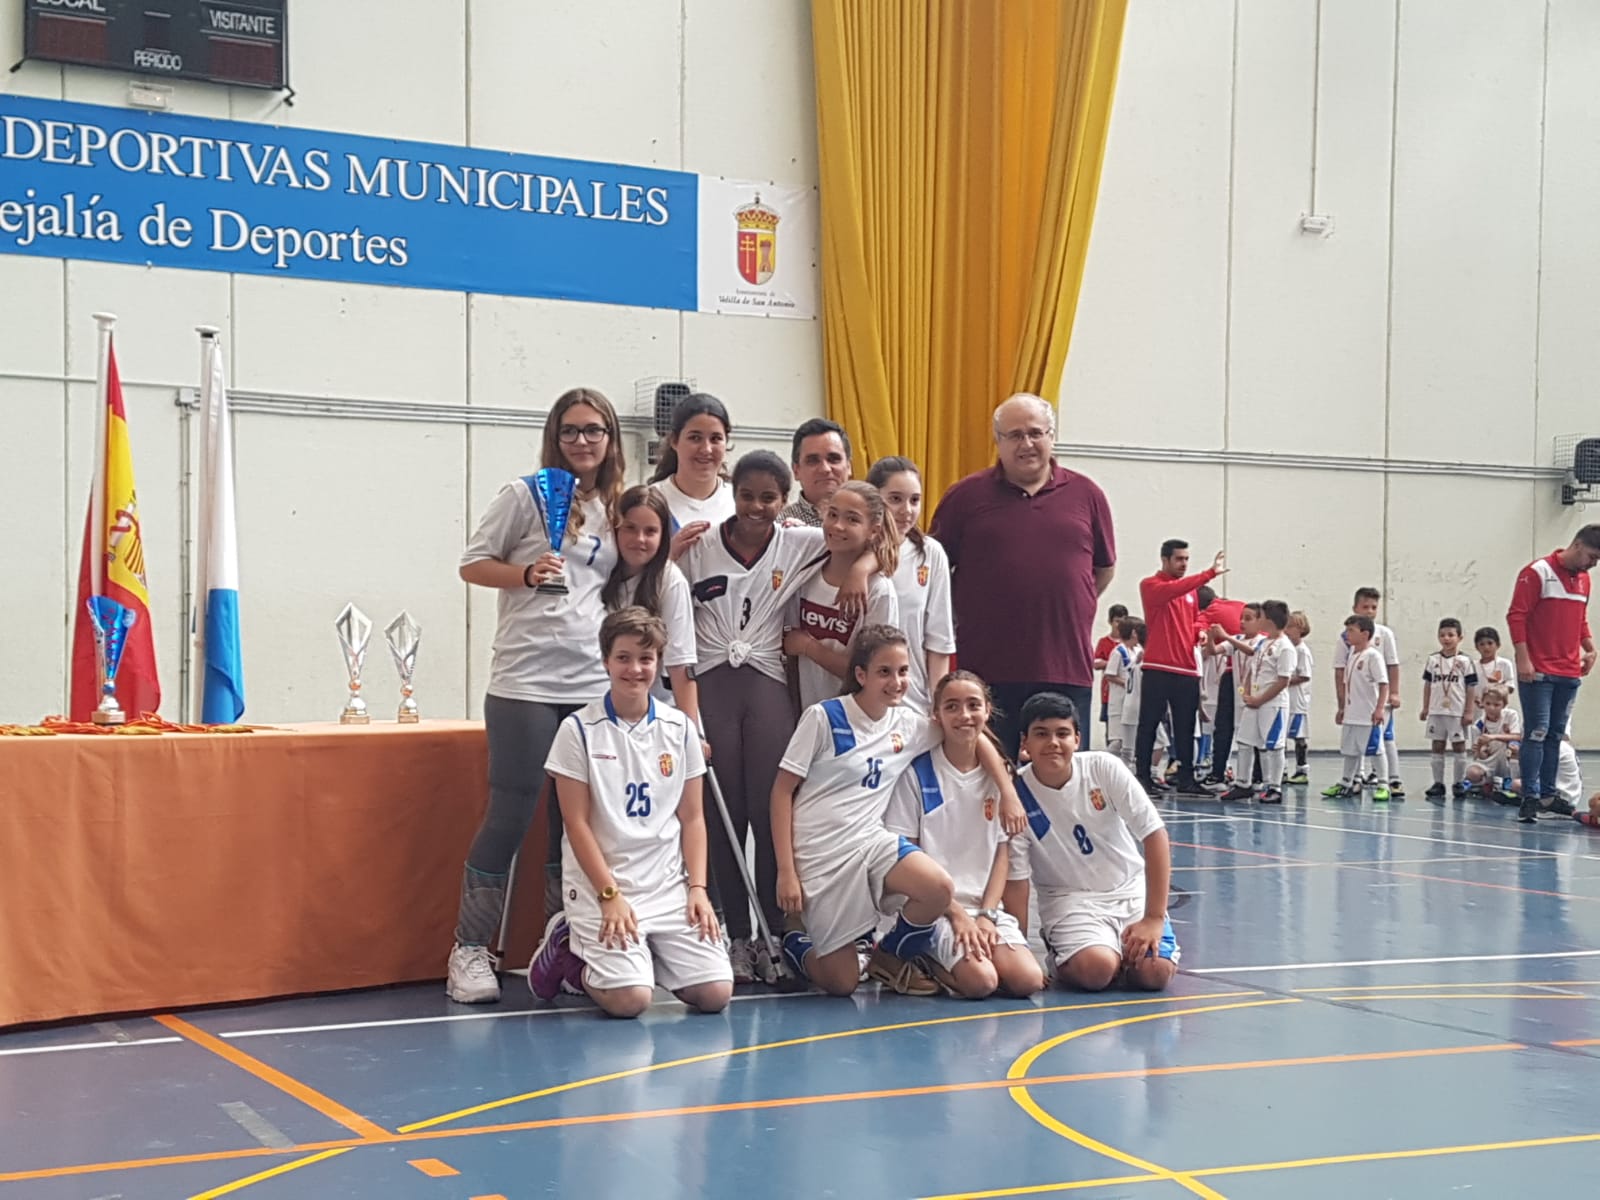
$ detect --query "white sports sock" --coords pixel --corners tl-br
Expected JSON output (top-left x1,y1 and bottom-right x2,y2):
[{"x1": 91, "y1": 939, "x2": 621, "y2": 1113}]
[
  {"x1": 1450, "y1": 751, "x2": 1467, "y2": 786},
  {"x1": 1430, "y1": 752, "x2": 1446, "y2": 784},
  {"x1": 1385, "y1": 732, "x2": 1402, "y2": 780},
  {"x1": 1341, "y1": 755, "x2": 1362, "y2": 785},
  {"x1": 1262, "y1": 748, "x2": 1285, "y2": 789},
  {"x1": 1232, "y1": 745, "x2": 1251, "y2": 783}
]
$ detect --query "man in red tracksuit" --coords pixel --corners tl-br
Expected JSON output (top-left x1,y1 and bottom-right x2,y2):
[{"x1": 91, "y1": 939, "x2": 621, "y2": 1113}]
[
  {"x1": 1505, "y1": 525, "x2": 1600, "y2": 822},
  {"x1": 1137, "y1": 539, "x2": 1227, "y2": 796}
]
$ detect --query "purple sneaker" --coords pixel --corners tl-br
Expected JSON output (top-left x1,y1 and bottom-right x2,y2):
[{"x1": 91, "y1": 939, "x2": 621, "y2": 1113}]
[{"x1": 527, "y1": 912, "x2": 582, "y2": 1001}]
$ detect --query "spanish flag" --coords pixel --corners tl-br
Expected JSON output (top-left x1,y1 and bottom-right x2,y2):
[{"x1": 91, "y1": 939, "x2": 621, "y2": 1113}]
[{"x1": 69, "y1": 339, "x2": 161, "y2": 721}]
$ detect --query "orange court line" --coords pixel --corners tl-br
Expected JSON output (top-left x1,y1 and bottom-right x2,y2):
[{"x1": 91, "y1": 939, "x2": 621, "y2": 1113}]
[
  {"x1": 1340, "y1": 864, "x2": 1600, "y2": 903},
  {"x1": 0, "y1": 1040, "x2": 1524, "y2": 1186},
  {"x1": 153, "y1": 1014, "x2": 389, "y2": 1141},
  {"x1": 406, "y1": 1158, "x2": 460, "y2": 1178},
  {"x1": 1554, "y1": 1038, "x2": 1600, "y2": 1047},
  {"x1": 471, "y1": 1195, "x2": 508, "y2": 1200}
]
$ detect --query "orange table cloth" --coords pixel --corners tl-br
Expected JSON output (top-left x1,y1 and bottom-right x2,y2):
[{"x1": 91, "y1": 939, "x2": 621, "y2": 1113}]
[{"x1": 0, "y1": 721, "x2": 549, "y2": 1028}]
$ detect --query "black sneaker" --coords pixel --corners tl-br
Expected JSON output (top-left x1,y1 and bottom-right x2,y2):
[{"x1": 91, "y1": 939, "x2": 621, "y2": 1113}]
[
  {"x1": 1389, "y1": 779, "x2": 1407, "y2": 799},
  {"x1": 1220, "y1": 785, "x2": 1255, "y2": 803},
  {"x1": 1424, "y1": 783, "x2": 1447, "y2": 799},
  {"x1": 1174, "y1": 777, "x2": 1213, "y2": 797},
  {"x1": 1258, "y1": 787, "x2": 1284, "y2": 805},
  {"x1": 1518, "y1": 797, "x2": 1539, "y2": 823},
  {"x1": 1547, "y1": 797, "x2": 1577, "y2": 817}
]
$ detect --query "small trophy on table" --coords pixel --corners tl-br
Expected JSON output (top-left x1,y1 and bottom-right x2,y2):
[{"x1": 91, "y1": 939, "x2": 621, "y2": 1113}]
[
  {"x1": 335, "y1": 603, "x2": 373, "y2": 724},
  {"x1": 530, "y1": 467, "x2": 577, "y2": 594},
  {"x1": 385, "y1": 611, "x2": 422, "y2": 724},
  {"x1": 87, "y1": 595, "x2": 137, "y2": 726}
]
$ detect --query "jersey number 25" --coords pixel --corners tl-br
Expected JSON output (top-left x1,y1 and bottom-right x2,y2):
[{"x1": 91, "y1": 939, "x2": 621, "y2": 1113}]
[{"x1": 625, "y1": 781, "x2": 653, "y2": 819}]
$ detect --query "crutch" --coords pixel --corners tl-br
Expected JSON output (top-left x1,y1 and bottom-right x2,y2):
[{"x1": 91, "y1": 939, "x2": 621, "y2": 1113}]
[{"x1": 703, "y1": 765, "x2": 798, "y2": 985}]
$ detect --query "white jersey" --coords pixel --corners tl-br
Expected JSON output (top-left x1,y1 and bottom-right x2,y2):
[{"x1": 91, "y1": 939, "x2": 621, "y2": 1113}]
[
  {"x1": 462, "y1": 479, "x2": 618, "y2": 705},
  {"x1": 884, "y1": 747, "x2": 1006, "y2": 910},
  {"x1": 779, "y1": 695, "x2": 942, "y2": 868},
  {"x1": 1250, "y1": 633, "x2": 1296, "y2": 709},
  {"x1": 1473, "y1": 655, "x2": 1517, "y2": 704},
  {"x1": 545, "y1": 695, "x2": 707, "y2": 920},
  {"x1": 1423, "y1": 651, "x2": 1477, "y2": 718},
  {"x1": 679, "y1": 521, "x2": 828, "y2": 684},
  {"x1": 651, "y1": 476, "x2": 735, "y2": 532},
  {"x1": 890, "y1": 536, "x2": 956, "y2": 712},
  {"x1": 1007, "y1": 753, "x2": 1164, "y2": 903},
  {"x1": 1335, "y1": 621, "x2": 1400, "y2": 673},
  {"x1": 1557, "y1": 740, "x2": 1583, "y2": 804},
  {"x1": 1106, "y1": 643, "x2": 1135, "y2": 726},
  {"x1": 614, "y1": 564, "x2": 696, "y2": 708},
  {"x1": 1233, "y1": 634, "x2": 1265, "y2": 696},
  {"x1": 1290, "y1": 643, "x2": 1314, "y2": 717},
  {"x1": 791, "y1": 570, "x2": 900, "y2": 710},
  {"x1": 1123, "y1": 646, "x2": 1147, "y2": 727},
  {"x1": 1473, "y1": 708, "x2": 1522, "y2": 747},
  {"x1": 1343, "y1": 645, "x2": 1388, "y2": 725}
]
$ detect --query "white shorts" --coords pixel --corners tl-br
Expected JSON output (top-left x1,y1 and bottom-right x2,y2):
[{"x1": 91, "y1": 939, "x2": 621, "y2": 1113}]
[
  {"x1": 798, "y1": 828, "x2": 913, "y2": 957},
  {"x1": 1340, "y1": 723, "x2": 1384, "y2": 759},
  {"x1": 1287, "y1": 712, "x2": 1308, "y2": 740},
  {"x1": 567, "y1": 887, "x2": 733, "y2": 993},
  {"x1": 1470, "y1": 748, "x2": 1513, "y2": 779},
  {"x1": 929, "y1": 908, "x2": 1029, "y2": 972},
  {"x1": 1239, "y1": 704, "x2": 1289, "y2": 750},
  {"x1": 1037, "y1": 890, "x2": 1180, "y2": 971},
  {"x1": 1425, "y1": 715, "x2": 1470, "y2": 746}
]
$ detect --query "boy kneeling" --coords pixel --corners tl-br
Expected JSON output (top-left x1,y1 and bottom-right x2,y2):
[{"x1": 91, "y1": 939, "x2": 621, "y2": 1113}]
[
  {"x1": 1003, "y1": 693, "x2": 1179, "y2": 992},
  {"x1": 528, "y1": 607, "x2": 732, "y2": 1018}
]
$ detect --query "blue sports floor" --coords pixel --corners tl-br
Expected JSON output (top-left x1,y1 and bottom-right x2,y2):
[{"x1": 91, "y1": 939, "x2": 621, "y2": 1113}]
[{"x1": 3, "y1": 755, "x2": 1598, "y2": 1200}]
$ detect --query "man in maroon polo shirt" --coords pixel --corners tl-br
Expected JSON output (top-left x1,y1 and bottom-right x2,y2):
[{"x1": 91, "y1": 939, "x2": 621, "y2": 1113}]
[
  {"x1": 1505, "y1": 524, "x2": 1600, "y2": 822},
  {"x1": 1137, "y1": 540, "x2": 1227, "y2": 796},
  {"x1": 930, "y1": 393, "x2": 1115, "y2": 755}
]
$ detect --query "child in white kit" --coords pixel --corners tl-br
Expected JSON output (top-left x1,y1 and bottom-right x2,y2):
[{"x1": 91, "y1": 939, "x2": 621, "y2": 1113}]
[
  {"x1": 1421, "y1": 617, "x2": 1478, "y2": 798},
  {"x1": 1224, "y1": 600, "x2": 1294, "y2": 805},
  {"x1": 1331, "y1": 615, "x2": 1391, "y2": 799},
  {"x1": 1105, "y1": 618, "x2": 1137, "y2": 760},
  {"x1": 1285, "y1": 611, "x2": 1313, "y2": 785},
  {"x1": 1118, "y1": 621, "x2": 1168, "y2": 775},
  {"x1": 1471, "y1": 626, "x2": 1517, "y2": 708},
  {"x1": 1463, "y1": 685, "x2": 1521, "y2": 798}
]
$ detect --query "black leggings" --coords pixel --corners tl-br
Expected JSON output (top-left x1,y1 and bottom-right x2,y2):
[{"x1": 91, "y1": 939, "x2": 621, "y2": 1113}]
[
  {"x1": 1210, "y1": 670, "x2": 1237, "y2": 780},
  {"x1": 1137, "y1": 669, "x2": 1199, "y2": 785}
]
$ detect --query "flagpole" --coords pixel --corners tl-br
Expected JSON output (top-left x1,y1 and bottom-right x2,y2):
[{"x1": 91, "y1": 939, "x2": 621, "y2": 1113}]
[
  {"x1": 90, "y1": 313, "x2": 117, "y2": 600},
  {"x1": 193, "y1": 325, "x2": 220, "y2": 722}
]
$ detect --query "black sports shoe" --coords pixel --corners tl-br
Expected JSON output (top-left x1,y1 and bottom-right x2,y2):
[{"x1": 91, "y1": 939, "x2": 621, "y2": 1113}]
[
  {"x1": 1518, "y1": 797, "x2": 1539, "y2": 823},
  {"x1": 1220, "y1": 785, "x2": 1255, "y2": 803},
  {"x1": 1547, "y1": 797, "x2": 1577, "y2": 817},
  {"x1": 1174, "y1": 777, "x2": 1212, "y2": 797},
  {"x1": 1424, "y1": 783, "x2": 1447, "y2": 798},
  {"x1": 1388, "y1": 779, "x2": 1407, "y2": 799},
  {"x1": 1258, "y1": 788, "x2": 1284, "y2": 805}
]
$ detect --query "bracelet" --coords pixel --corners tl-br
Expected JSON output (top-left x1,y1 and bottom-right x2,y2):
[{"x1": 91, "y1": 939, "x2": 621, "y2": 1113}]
[
  {"x1": 523, "y1": 562, "x2": 537, "y2": 588},
  {"x1": 688, "y1": 883, "x2": 708, "y2": 891}
]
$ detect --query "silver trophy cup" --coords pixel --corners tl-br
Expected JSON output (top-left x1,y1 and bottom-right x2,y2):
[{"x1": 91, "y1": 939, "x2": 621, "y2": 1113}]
[
  {"x1": 335, "y1": 603, "x2": 373, "y2": 724},
  {"x1": 385, "y1": 610, "x2": 421, "y2": 724}
]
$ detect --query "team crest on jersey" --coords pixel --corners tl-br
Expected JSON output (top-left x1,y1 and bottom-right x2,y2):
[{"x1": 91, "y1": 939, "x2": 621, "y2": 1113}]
[
  {"x1": 890, "y1": 732, "x2": 905, "y2": 753},
  {"x1": 659, "y1": 753, "x2": 675, "y2": 778},
  {"x1": 771, "y1": 568, "x2": 785, "y2": 591},
  {"x1": 916, "y1": 564, "x2": 929, "y2": 587},
  {"x1": 1090, "y1": 788, "x2": 1107, "y2": 811},
  {"x1": 983, "y1": 796, "x2": 996, "y2": 821}
]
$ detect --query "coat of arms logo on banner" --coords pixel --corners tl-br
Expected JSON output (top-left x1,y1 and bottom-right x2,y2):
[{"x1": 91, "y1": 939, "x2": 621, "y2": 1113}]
[{"x1": 735, "y1": 195, "x2": 779, "y2": 285}]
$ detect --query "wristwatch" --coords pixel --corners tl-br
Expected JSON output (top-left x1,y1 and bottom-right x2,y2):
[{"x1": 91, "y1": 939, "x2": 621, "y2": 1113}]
[
  {"x1": 975, "y1": 908, "x2": 1002, "y2": 923},
  {"x1": 598, "y1": 884, "x2": 619, "y2": 902}
]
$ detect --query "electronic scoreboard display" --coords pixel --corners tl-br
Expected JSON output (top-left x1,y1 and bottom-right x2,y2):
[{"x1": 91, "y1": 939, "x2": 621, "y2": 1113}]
[{"x1": 23, "y1": 0, "x2": 287, "y2": 91}]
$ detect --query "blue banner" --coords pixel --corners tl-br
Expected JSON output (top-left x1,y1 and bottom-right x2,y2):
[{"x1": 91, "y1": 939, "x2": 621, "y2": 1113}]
[{"x1": 0, "y1": 95, "x2": 698, "y2": 310}]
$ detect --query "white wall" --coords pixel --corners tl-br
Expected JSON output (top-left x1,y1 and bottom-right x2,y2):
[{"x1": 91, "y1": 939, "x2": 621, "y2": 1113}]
[
  {"x1": 5, "y1": 0, "x2": 1599, "y2": 749},
  {"x1": 1062, "y1": 0, "x2": 1600, "y2": 746},
  {"x1": 0, "y1": 0, "x2": 818, "y2": 725}
]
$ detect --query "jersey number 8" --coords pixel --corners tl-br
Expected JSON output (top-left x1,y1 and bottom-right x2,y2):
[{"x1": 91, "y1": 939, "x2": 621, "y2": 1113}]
[
  {"x1": 626, "y1": 781, "x2": 653, "y2": 819},
  {"x1": 1073, "y1": 823, "x2": 1094, "y2": 855}
]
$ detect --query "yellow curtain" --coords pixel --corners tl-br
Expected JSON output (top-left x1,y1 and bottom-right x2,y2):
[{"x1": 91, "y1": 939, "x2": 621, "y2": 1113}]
[{"x1": 812, "y1": 0, "x2": 1127, "y2": 507}]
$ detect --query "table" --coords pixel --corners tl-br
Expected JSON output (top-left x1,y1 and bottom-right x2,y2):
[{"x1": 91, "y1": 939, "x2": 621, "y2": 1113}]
[{"x1": 0, "y1": 721, "x2": 550, "y2": 1028}]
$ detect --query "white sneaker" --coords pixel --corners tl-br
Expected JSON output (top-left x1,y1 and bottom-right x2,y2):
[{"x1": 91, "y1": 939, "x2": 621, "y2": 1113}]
[
  {"x1": 751, "y1": 939, "x2": 780, "y2": 985},
  {"x1": 728, "y1": 937, "x2": 758, "y2": 984},
  {"x1": 446, "y1": 943, "x2": 501, "y2": 1004}
]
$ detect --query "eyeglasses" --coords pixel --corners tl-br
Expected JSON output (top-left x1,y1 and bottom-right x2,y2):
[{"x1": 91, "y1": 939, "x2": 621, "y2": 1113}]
[
  {"x1": 558, "y1": 424, "x2": 611, "y2": 444},
  {"x1": 998, "y1": 427, "x2": 1054, "y2": 445}
]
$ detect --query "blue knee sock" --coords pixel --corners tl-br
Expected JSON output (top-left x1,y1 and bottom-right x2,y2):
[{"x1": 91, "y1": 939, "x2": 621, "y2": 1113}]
[
  {"x1": 879, "y1": 914, "x2": 937, "y2": 961},
  {"x1": 781, "y1": 930, "x2": 813, "y2": 980}
]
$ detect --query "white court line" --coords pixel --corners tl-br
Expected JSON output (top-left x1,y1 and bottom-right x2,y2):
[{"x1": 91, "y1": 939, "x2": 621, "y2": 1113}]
[
  {"x1": 0, "y1": 1036, "x2": 181, "y2": 1057},
  {"x1": 1170, "y1": 854, "x2": 1540, "y2": 872},
  {"x1": 1236, "y1": 814, "x2": 1569, "y2": 858},
  {"x1": 1189, "y1": 950, "x2": 1600, "y2": 975}
]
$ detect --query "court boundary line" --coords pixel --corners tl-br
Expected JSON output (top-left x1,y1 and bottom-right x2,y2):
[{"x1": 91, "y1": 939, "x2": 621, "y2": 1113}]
[{"x1": 1188, "y1": 950, "x2": 1600, "y2": 974}]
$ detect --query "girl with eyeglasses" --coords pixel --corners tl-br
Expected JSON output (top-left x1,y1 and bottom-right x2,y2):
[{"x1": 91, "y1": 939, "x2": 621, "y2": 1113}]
[{"x1": 447, "y1": 388, "x2": 626, "y2": 1005}]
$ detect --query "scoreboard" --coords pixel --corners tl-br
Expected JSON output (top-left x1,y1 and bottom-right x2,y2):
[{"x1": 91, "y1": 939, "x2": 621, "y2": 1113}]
[{"x1": 23, "y1": 0, "x2": 287, "y2": 91}]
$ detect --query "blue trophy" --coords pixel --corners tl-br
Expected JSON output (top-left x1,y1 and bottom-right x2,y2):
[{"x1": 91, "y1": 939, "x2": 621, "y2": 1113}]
[
  {"x1": 530, "y1": 467, "x2": 578, "y2": 594},
  {"x1": 87, "y1": 595, "x2": 137, "y2": 726}
]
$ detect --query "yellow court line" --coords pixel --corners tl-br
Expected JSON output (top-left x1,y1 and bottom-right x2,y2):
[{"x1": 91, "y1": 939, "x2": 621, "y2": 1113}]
[
  {"x1": 154, "y1": 1014, "x2": 389, "y2": 1141},
  {"x1": 1321, "y1": 993, "x2": 1594, "y2": 1002},
  {"x1": 919, "y1": 1172, "x2": 1165, "y2": 1199},
  {"x1": 1007, "y1": 999, "x2": 1297, "y2": 1200},
  {"x1": 398, "y1": 990, "x2": 1260, "y2": 1132},
  {"x1": 185, "y1": 1149, "x2": 351, "y2": 1200}
]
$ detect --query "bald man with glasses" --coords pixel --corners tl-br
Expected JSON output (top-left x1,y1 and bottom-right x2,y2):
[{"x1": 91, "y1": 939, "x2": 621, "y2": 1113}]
[{"x1": 930, "y1": 394, "x2": 1117, "y2": 756}]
